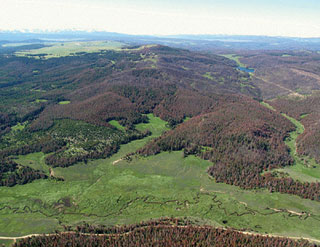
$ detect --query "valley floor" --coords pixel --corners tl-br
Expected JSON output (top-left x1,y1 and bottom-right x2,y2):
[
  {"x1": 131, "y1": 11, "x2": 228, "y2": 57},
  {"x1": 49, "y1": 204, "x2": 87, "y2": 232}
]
[{"x1": 0, "y1": 114, "x2": 320, "y2": 246}]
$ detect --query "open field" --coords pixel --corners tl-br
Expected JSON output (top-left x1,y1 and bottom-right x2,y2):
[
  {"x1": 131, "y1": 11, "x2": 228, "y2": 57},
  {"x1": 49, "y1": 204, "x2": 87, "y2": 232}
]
[
  {"x1": 0, "y1": 114, "x2": 319, "y2": 246},
  {"x1": 15, "y1": 152, "x2": 51, "y2": 175},
  {"x1": 220, "y1": 54, "x2": 246, "y2": 67},
  {"x1": 108, "y1": 120, "x2": 126, "y2": 131},
  {"x1": 14, "y1": 41, "x2": 125, "y2": 59},
  {"x1": 10, "y1": 122, "x2": 27, "y2": 132}
]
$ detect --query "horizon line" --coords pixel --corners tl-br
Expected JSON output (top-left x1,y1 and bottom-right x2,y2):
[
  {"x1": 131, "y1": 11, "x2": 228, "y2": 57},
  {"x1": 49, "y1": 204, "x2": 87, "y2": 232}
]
[{"x1": 1, "y1": 29, "x2": 320, "y2": 40}]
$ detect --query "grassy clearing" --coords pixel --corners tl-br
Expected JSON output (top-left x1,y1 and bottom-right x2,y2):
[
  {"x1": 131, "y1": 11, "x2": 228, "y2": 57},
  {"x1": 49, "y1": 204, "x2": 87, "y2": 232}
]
[
  {"x1": 35, "y1": 99, "x2": 48, "y2": 103},
  {"x1": 11, "y1": 122, "x2": 27, "y2": 131},
  {"x1": 300, "y1": 113, "x2": 309, "y2": 119},
  {"x1": 260, "y1": 101, "x2": 276, "y2": 111},
  {"x1": 203, "y1": 72, "x2": 214, "y2": 80},
  {"x1": 15, "y1": 152, "x2": 51, "y2": 175},
  {"x1": 108, "y1": 120, "x2": 125, "y2": 131},
  {"x1": 261, "y1": 102, "x2": 320, "y2": 182},
  {"x1": 202, "y1": 72, "x2": 227, "y2": 85},
  {"x1": 182, "y1": 66, "x2": 189, "y2": 70},
  {"x1": 135, "y1": 113, "x2": 170, "y2": 137},
  {"x1": 140, "y1": 53, "x2": 158, "y2": 68},
  {"x1": 221, "y1": 54, "x2": 246, "y2": 67},
  {"x1": 31, "y1": 89, "x2": 46, "y2": 93},
  {"x1": 0, "y1": 114, "x2": 319, "y2": 243},
  {"x1": 15, "y1": 41, "x2": 125, "y2": 59},
  {"x1": 240, "y1": 83, "x2": 254, "y2": 89},
  {"x1": 183, "y1": 117, "x2": 191, "y2": 122},
  {"x1": 58, "y1": 101, "x2": 70, "y2": 105}
]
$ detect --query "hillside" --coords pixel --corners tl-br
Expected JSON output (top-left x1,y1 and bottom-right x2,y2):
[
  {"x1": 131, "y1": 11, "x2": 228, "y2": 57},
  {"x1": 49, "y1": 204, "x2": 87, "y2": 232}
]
[
  {"x1": 0, "y1": 42, "x2": 320, "y2": 246},
  {"x1": 139, "y1": 97, "x2": 320, "y2": 201},
  {"x1": 237, "y1": 50, "x2": 320, "y2": 99},
  {"x1": 268, "y1": 93, "x2": 320, "y2": 163},
  {"x1": 0, "y1": 44, "x2": 261, "y2": 176}
]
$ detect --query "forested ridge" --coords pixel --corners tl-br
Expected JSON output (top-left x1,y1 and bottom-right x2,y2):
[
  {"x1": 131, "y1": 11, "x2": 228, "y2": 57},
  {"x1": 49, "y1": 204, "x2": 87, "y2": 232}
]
[
  {"x1": 1, "y1": 44, "x2": 319, "y2": 198},
  {"x1": 0, "y1": 158, "x2": 48, "y2": 187},
  {"x1": 268, "y1": 93, "x2": 320, "y2": 163},
  {"x1": 138, "y1": 97, "x2": 320, "y2": 201},
  {"x1": 1, "y1": 43, "x2": 320, "y2": 246},
  {"x1": 14, "y1": 218, "x2": 317, "y2": 247},
  {"x1": 0, "y1": 44, "x2": 261, "y2": 186}
]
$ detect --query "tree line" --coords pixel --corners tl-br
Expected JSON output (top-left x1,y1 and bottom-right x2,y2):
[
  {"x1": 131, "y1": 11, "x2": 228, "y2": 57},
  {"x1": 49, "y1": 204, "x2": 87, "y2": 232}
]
[{"x1": 14, "y1": 218, "x2": 316, "y2": 247}]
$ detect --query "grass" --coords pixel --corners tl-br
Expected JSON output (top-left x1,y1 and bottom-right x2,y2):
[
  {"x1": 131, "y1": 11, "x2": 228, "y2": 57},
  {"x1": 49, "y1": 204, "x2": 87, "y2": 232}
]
[
  {"x1": 203, "y1": 72, "x2": 214, "y2": 80},
  {"x1": 58, "y1": 101, "x2": 70, "y2": 105},
  {"x1": 31, "y1": 89, "x2": 46, "y2": 93},
  {"x1": 2, "y1": 151, "x2": 320, "y2": 241},
  {"x1": 221, "y1": 54, "x2": 246, "y2": 67},
  {"x1": 35, "y1": 99, "x2": 48, "y2": 103},
  {"x1": 240, "y1": 83, "x2": 254, "y2": 89},
  {"x1": 15, "y1": 41, "x2": 125, "y2": 59},
  {"x1": 221, "y1": 54, "x2": 254, "y2": 75},
  {"x1": 182, "y1": 66, "x2": 189, "y2": 71},
  {"x1": 300, "y1": 113, "x2": 309, "y2": 119},
  {"x1": 260, "y1": 101, "x2": 276, "y2": 111},
  {"x1": 108, "y1": 120, "x2": 125, "y2": 131},
  {"x1": 184, "y1": 117, "x2": 191, "y2": 122},
  {"x1": 0, "y1": 240, "x2": 14, "y2": 246},
  {"x1": 202, "y1": 72, "x2": 227, "y2": 85},
  {"x1": 261, "y1": 102, "x2": 320, "y2": 182},
  {"x1": 15, "y1": 152, "x2": 51, "y2": 175},
  {"x1": 0, "y1": 114, "x2": 320, "y2": 244},
  {"x1": 140, "y1": 53, "x2": 158, "y2": 68},
  {"x1": 135, "y1": 113, "x2": 170, "y2": 137},
  {"x1": 11, "y1": 122, "x2": 27, "y2": 131}
]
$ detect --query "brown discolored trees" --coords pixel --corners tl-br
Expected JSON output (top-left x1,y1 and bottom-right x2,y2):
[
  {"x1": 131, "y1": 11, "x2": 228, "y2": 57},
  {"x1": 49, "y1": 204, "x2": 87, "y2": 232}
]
[
  {"x1": 14, "y1": 218, "x2": 316, "y2": 247},
  {"x1": 139, "y1": 97, "x2": 320, "y2": 201}
]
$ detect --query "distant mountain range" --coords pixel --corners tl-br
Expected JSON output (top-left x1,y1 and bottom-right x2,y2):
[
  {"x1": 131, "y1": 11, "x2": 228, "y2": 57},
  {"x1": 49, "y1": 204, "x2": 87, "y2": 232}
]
[{"x1": 1, "y1": 30, "x2": 320, "y2": 50}]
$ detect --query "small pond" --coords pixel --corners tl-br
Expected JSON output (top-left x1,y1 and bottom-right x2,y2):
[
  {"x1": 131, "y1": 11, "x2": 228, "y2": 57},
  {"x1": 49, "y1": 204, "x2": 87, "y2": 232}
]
[{"x1": 238, "y1": 67, "x2": 255, "y2": 73}]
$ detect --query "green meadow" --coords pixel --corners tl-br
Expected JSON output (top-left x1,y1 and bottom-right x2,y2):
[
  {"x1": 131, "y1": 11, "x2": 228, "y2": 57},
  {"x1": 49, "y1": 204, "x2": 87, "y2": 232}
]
[
  {"x1": 108, "y1": 120, "x2": 126, "y2": 131},
  {"x1": 15, "y1": 41, "x2": 125, "y2": 59},
  {"x1": 58, "y1": 101, "x2": 70, "y2": 105},
  {"x1": 221, "y1": 54, "x2": 246, "y2": 67}
]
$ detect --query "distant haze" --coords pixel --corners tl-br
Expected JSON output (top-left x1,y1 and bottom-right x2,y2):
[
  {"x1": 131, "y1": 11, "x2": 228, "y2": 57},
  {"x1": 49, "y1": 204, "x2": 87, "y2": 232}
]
[{"x1": 1, "y1": 0, "x2": 320, "y2": 38}]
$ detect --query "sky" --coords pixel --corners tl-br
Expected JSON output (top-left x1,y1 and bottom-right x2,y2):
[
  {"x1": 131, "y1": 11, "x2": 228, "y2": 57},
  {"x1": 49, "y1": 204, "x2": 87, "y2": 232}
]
[{"x1": 1, "y1": 0, "x2": 320, "y2": 37}]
